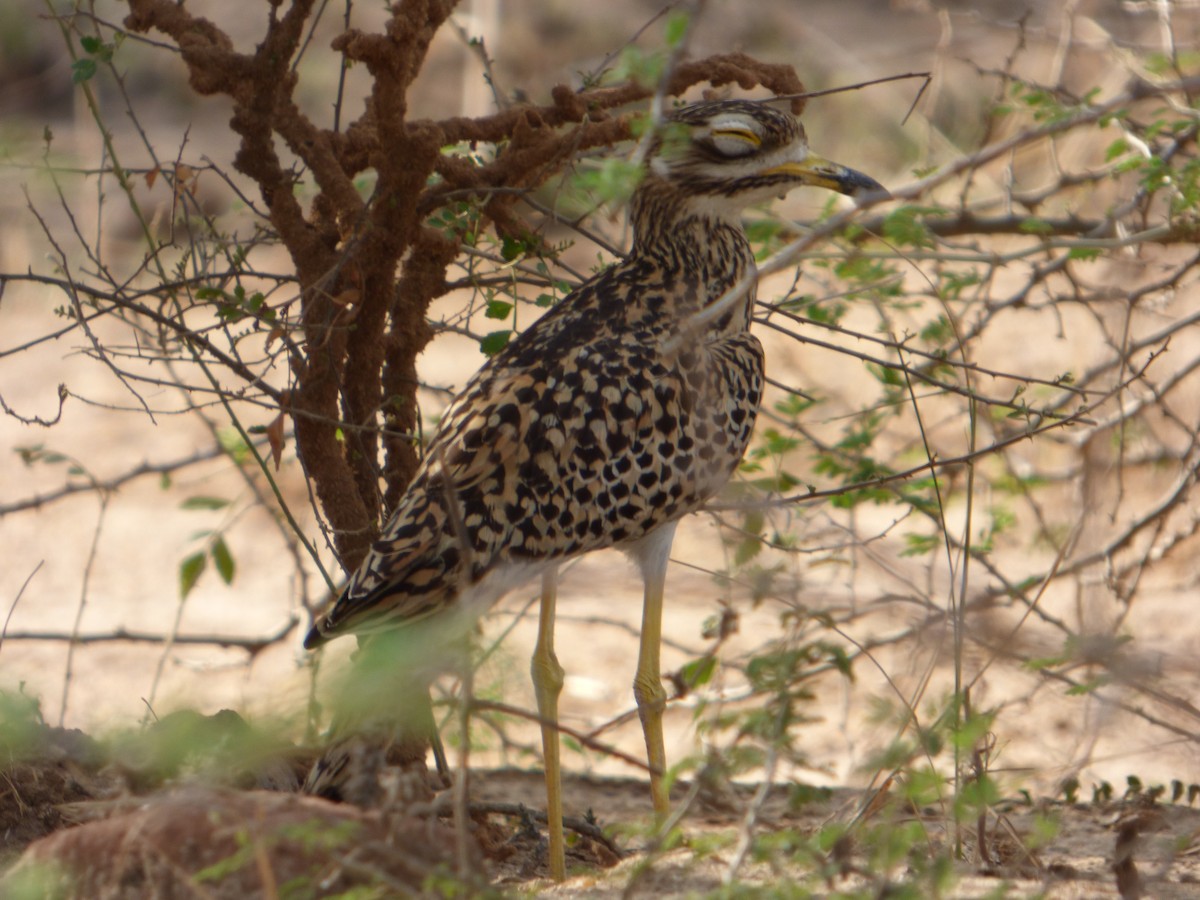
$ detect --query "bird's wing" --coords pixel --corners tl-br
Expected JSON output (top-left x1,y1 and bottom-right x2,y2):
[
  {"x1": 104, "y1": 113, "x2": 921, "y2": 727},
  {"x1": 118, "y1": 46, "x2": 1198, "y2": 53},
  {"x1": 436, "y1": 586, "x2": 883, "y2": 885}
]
[
  {"x1": 311, "y1": 358, "x2": 584, "y2": 642},
  {"x1": 312, "y1": 294, "x2": 695, "y2": 642},
  {"x1": 308, "y1": 512, "x2": 444, "y2": 643},
  {"x1": 421, "y1": 368, "x2": 547, "y2": 493}
]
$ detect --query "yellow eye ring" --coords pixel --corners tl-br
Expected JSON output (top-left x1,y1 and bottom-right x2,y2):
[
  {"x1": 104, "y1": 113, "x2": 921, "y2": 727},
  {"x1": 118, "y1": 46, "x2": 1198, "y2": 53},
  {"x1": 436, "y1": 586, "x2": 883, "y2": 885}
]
[{"x1": 711, "y1": 128, "x2": 761, "y2": 147}]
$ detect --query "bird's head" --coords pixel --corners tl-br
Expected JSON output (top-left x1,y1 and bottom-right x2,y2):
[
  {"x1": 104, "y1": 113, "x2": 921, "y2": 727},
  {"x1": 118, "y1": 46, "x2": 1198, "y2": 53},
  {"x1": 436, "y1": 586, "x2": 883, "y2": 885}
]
[{"x1": 648, "y1": 99, "x2": 885, "y2": 215}]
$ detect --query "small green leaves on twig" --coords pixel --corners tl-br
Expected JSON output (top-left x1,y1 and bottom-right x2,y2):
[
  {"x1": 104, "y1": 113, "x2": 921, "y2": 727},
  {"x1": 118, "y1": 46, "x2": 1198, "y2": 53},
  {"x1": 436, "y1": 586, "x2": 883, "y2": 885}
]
[{"x1": 178, "y1": 551, "x2": 206, "y2": 600}]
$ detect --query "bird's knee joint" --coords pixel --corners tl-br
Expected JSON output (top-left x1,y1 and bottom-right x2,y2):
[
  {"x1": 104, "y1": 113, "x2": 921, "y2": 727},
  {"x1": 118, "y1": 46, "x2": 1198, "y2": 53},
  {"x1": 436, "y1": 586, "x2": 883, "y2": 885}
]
[
  {"x1": 633, "y1": 674, "x2": 666, "y2": 713},
  {"x1": 531, "y1": 652, "x2": 565, "y2": 695}
]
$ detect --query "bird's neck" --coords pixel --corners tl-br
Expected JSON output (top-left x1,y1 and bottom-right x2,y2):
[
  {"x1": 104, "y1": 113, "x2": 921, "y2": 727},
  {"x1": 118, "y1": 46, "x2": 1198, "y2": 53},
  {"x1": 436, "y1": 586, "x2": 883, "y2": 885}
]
[{"x1": 628, "y1": 176, "x2": 757, "y2": 329}]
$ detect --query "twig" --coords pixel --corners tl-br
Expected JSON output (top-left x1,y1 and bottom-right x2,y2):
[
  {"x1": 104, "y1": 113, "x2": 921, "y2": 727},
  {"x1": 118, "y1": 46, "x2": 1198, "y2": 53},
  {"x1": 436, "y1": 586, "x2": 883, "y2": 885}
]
[
  {"x1": 413, "y1": 796, "x2": 626, "y2": 859},
  {"x1": 723, "y1": 743, "x2": 779, "y2": 884},
  {"x1": 4, "y1": 620, "x2": 298, "y2": 653},
  {"x1": 0, "y1": 383, "x2": 67, "y2": 427},
  {"x1": 0, "y1": 562, "x2": 44, "y2": 656},
  {"x1": 59, "y1": 493, "x2": 109, "y2": 726},
  {"x1": 773, "y1": 70, "x2": 933, "y2": 125},
  {"x1": 468, "y1": 698, "x2": 653, "y2": 774},
  {"x1": 0, "y1": 445, "x2": 246, "y2": 516}
]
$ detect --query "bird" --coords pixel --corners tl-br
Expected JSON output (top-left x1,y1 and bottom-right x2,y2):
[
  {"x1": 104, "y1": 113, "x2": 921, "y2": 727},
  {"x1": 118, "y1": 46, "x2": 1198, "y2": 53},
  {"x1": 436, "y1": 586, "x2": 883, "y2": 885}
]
[{"x1": 304, "y1": 98, "x2": 883, "y2": 880}]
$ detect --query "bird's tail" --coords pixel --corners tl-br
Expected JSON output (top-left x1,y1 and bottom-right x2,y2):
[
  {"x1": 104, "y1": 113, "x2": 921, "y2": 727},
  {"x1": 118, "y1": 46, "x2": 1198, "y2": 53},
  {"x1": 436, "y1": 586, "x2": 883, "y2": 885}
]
[{"x1": 305, "y1": 631, "x2": 451, "y2": 802}]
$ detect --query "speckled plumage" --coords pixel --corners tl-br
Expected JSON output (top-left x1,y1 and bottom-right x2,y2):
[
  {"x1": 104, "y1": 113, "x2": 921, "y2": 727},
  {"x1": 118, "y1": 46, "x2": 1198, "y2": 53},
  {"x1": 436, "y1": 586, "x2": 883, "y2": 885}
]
[
  {"x1": 304, "y1": 100, "x2": 868, "y2": 649},
  {"x1": 320, "y1": 259, "x2": 763, "y2": 633}
]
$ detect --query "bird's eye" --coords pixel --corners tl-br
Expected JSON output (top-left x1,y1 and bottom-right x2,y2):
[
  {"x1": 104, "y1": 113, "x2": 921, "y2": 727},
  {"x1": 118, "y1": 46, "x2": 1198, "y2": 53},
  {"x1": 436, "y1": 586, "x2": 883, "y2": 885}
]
[{"x1": 706, "y1": 127, "x2": 761, "y2": 158}]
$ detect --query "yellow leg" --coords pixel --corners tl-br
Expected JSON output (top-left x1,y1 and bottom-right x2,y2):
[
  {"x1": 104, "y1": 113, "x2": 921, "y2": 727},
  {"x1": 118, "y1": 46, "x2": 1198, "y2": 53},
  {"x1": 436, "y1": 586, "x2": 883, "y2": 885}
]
[
  {"x1": 631, "y1": 524, "x2": 676, "y2": 819},
  {"x1": 531, "y1": 568, "x2": 566, "y2": 881}
]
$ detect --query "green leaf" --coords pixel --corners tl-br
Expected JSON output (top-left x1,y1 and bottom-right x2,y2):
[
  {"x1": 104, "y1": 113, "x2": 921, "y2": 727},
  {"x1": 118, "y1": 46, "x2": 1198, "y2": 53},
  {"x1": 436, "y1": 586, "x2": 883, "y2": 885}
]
[
  {"x1": 211, "y1": 537, "x2": 236, "y2": 585},
  {"x1": 761, "y1": 429, "x2": 800, "y2": 456},
  {"x1": 484, "y1": 299, "x2": 513, "y2": 320},
  {"x1": 79, "y1": 35, "x2": 103, "y2": 54},
  {"x1": 217, "y1": 427, "x2": 251, "y2": 463},
  {"x1": 825, "y1": 644, "x2": 853, "y2": 678},
  {"x1": 792, "y1": 298, "x2": 843, "y2": 325},
  {"x1": 733, "y1": 536, "x2": 762, "y2": 567},
  {"x1": 611, "y1": 46, "x2": 665, "y2": 87},
  {"x1": 71, "y1": 58, "x2": 97, "y2": 84},
  {"x1": 680, "y1": 655, "x2": 716, "y2": 690},
  {"x1": 773, "y1": 393, "x2": 815, "y2": 418},
  {"x1": 181, "y1": 496, "x2": 230, "y2": 510},
  {"x1": 899, "y1": 533, "x2": 939, "y2": 558},
  {"x1": 664, "y1": 11, "x2": 690, "y2": 47},
  {"x1": 179, "y1": 552, "x2": 206, "y2": 599},
  {"x1": 1065, "y1": 676, "x2": 1109, "y2": 696},
  {"x1": 748, "y1": 472, "x2": 800, "y2": 493},
  {"x1": 919, "y1": 315, "x2": 953, "y2": 346},
  {"x1": 1104, "y1": 137, "x2": 1130, "y2": 162},
  {"x1": 16, "y1": 445, "x2": 67, "y2": 465},
  {"x1": 881, "y1": 205, "x2": 937, "y2": 249},
  {"x1": 573, "y1": 158, "x2": 645, "y2": 206},
  {"x1": 193, "y1": 833, "x2": 255, "y2": 882},
  {"x1": 866, "y1": 362, "x2": 903, "y2": 387},
  {"x1": 479, "y1": 330, "x2": 512, "y2": 356},
  {"x1": 499, "y1": 235, "x2": 527, "y2": 261},
  {"x1": 1018, "y1": 217, "x2": 1054, "y2": 235}
]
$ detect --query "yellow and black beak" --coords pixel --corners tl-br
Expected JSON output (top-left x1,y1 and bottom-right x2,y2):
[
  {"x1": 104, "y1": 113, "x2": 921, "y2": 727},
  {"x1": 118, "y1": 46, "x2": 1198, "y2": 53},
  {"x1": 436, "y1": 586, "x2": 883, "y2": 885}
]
[{"x1": 764, "y1": 153, "x2": 886, "y2": 199}]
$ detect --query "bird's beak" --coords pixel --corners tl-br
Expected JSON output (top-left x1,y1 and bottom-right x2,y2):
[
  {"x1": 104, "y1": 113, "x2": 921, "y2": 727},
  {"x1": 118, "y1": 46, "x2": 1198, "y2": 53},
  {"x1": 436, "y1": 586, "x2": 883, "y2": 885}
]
[{"x1": 763, "y1": 153, "x2": 887, "y2": 199}]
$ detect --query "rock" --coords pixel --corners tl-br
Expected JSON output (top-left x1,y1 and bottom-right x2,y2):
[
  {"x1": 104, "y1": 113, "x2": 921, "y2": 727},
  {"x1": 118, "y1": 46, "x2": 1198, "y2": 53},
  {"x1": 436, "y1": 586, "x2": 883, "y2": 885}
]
[{"x1": 3, "y1": 786, "x2": 481, "y2": 898}]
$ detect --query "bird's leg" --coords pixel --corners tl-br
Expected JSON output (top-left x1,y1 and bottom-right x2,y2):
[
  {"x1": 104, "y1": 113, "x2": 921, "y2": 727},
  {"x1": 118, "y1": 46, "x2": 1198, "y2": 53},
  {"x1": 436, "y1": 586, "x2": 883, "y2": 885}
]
[
  {"x1": 531, "y1": 568, "x2": 566, "y2": 881},
  {"x1": 419, "y1": 686, "x2": 451, "y2": 788},
  {"x1": 632, "y1": 524, "x2": 676, "y2": 819}
]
